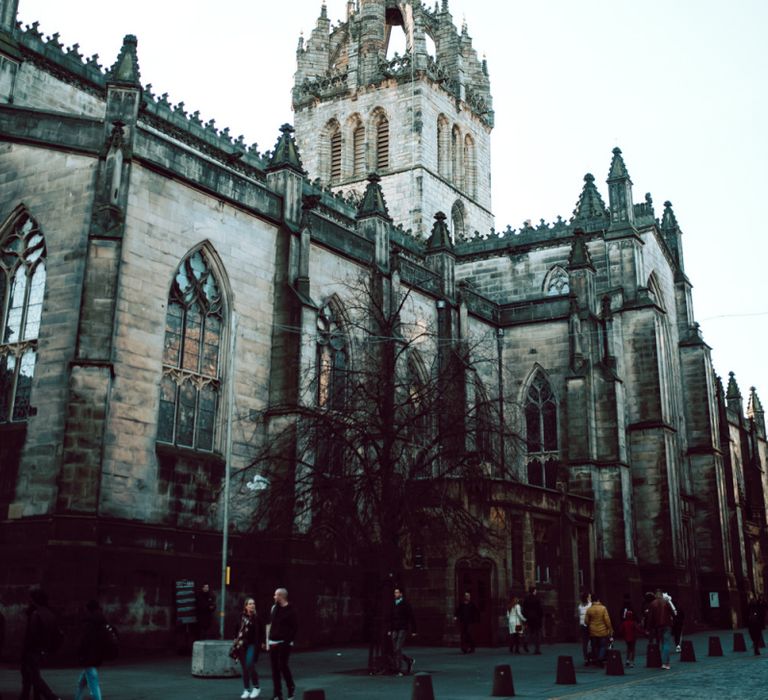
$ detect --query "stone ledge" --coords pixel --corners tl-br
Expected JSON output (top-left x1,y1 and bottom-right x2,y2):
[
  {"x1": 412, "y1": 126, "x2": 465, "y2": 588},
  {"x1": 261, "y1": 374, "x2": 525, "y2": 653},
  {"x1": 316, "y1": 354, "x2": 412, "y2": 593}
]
[{"x1": 191, "y1": 640, "x2": 240, "y2": 678}]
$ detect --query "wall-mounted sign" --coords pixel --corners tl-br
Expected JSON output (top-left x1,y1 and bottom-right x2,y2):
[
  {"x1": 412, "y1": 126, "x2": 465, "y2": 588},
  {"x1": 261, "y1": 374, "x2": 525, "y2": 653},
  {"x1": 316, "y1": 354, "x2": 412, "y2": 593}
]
[{"x1": 709, "y1": 592, "x2": 720, "y2": 608}]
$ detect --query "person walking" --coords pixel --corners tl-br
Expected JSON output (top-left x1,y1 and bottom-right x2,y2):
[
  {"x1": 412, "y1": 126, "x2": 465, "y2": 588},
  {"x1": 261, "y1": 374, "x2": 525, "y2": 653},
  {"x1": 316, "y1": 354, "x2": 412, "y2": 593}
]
[
  {"x1": 584, "y1": 593, "x2": 613, "y2": 667},
  {"x1": 671, "y1": 605, "x2": 685, "y2": 652},
  {"x1": 506, "y1": 595, "x2": 526, "y2": 654},
  {"x1": 747, "y1": 592, "x2": 765, "y2": 655},
  {"x1": 521, "y1": 587, "x2": 543, "y2": 654},
  {"x1": 577, "y1": 591, "x2": 591, "y2": 665},
  {"x1": 646, "y1": 589, "x2": 675, "y2": 670},
  {"x1": 267, "y1": 588, "x2": 298, "y2": 700},
  {"x1": 619, "y1": 610, "x2": 640, "y2": 667},
  {"x1": 195, "y1": 583, "x2": 216, "y2": 640},
  {"x1": 453, "y1": 591, "x2": 479, "y2": 654},
  {"x1": 388, "y1": 587, "x2": 416, "y2": 675},
  {"x1": 74, "y1": 600, "x2": 105, "y2": 700},
  {"x1": 230, "y1": 597, "x2": 263, "y2": 699},
  {"x1": 19, "y1": 588, "x2": 61, "y2": 700}
]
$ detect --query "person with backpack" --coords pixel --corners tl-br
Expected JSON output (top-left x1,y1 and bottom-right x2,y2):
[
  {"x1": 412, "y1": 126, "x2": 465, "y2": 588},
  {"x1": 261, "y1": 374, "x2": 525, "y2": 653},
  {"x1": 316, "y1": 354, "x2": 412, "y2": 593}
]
[
  {"x1": 75, "y1": 600, "x2": 106, "y2": 700},
  {"x1": 19, "y1": 588, "x2": 62, "y2": 700}
]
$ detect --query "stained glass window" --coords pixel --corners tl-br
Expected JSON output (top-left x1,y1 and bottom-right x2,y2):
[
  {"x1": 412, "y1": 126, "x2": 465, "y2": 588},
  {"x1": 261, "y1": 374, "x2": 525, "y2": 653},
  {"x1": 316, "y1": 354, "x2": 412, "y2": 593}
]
[
  {"x1": 316, "y1": 303, "x2": 347, "y2": 411},
  {"x1": 524, "y1": 371, "x2": 559, "y2": 489},
  {"x1": 0, "y1": 213, "x2": 46, "y2": 423},
  {"x1": 158, "y1": 250, "x2": 223, "y2": 451}
]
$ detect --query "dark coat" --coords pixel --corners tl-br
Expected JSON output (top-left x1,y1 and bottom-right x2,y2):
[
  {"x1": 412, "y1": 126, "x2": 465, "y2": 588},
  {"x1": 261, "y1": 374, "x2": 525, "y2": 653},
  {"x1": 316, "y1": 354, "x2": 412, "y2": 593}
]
[
  {"x1": 22, "y1": 604, "x2": 56, "y2": 655},
  {"x1": 78, "y1": 610, "x2": 107, "y2": 667},
  {"x1": 522, "y1": 594, "x2": 543, "y2": 628},
  {"x1": 269, "y1": 604, "x2": 298, "y2": 644},
  {"x1": 389, "y1": 598, "x2": 416, "y2": 632},
  {"x1": 454, "y1": 601, "x2": 479, "y2": 626},
  {"x1": 196, "y1": 590, "x2": 216, "y2": 624}
]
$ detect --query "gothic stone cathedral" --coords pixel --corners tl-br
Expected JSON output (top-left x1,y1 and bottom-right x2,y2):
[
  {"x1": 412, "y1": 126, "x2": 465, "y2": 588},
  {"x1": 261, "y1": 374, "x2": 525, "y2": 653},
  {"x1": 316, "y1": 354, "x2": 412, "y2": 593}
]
[{"x1": 0, "y1": 0, "x2": 766, "y2": 652}]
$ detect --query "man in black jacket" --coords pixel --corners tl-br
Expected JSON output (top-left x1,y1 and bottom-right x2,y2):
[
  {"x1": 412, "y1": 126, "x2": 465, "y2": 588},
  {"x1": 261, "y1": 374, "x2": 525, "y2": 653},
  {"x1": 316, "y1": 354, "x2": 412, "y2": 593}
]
[
  {"x1": 19, "y1": 588, "x2": 61, "y2": 700},
  {"x1": 453, "y1": 591, "x2": 479, "y2": 653},
  {"x1": 74, "y1": 600, "x2": 105, "y2": 700},
  {"x1": 388, "y1": 587, "x2": 416, "y2": 675},
  {"x1": 268, "y1": 588, "x2": 298, "y2": 700},
  {"x1": 521, "y1": 587, "x2": 543, "y2": 655}
]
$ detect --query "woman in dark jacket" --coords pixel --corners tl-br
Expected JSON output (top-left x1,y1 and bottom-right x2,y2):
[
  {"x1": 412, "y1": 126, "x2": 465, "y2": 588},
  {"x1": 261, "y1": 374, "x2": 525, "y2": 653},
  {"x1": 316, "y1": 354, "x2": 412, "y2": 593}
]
[
  {"x1": 231, "y1": 597, "x2": 263, "y2": 698},
  {"x1": 747, "y1": 592, "x2": 765, "y2": 655},
  {"x1": 75, "y1": 600, "x2": 105, "y2": 700}
]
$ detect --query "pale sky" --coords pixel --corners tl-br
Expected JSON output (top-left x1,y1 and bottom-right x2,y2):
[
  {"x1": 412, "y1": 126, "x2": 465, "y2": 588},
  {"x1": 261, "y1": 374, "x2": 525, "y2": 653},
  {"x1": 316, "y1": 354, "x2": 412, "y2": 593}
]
[{"x1": 18, "y1": 0, "x2": 768, "y2": 406}]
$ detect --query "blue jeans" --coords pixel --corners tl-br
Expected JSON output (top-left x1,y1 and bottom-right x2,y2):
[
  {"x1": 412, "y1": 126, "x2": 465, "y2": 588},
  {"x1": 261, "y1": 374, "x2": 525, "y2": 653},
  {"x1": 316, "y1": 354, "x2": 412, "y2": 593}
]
[
  {"x1": 239, "y1": 643, "x2": 260, "y2": 691},
  {"x1": 590, "y1": 635, "x2": 609, "y2": 663},
  {"x1": 657, "y1": 626, "x2": 672, "y2": 665},
  {"x1": 75, "y1": 667, "x2": 103, "y2": 700}
]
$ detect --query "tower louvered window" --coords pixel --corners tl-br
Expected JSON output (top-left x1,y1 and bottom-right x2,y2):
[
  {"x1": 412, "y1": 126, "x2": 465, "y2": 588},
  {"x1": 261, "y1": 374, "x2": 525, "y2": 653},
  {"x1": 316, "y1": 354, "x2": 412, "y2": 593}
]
[
  {"x1": 353, "y1": 124, "x2": 366, "y2": 176},
  {"x1": 158, "y1": 249, "x2": 223, "y2": 452},
  {"x1": 0, "y1": 213, "x2": 46, "y2": 423},
  {"x1": 524, "y1": 371, "x2": 559, "y2": 489},
  {"x1": 376, "y1": 116, "x2": 389, "y2": 171},
  {"x1": 330, "y1": 127, "x2": 342, "y2": 183}
]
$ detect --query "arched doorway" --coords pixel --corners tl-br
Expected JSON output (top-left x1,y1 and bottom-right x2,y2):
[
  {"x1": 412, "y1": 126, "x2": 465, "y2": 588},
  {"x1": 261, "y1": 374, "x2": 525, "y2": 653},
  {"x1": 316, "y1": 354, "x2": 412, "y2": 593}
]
[{"x1": 455, "y1": 557, "x2": 495, "y2": 646}]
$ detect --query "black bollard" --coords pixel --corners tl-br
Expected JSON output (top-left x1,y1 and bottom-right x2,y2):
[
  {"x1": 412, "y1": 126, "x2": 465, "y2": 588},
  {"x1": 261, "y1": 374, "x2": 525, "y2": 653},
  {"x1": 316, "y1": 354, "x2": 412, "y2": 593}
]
[
  {"x1": 411, "y1": 672, "x2": 436, "y2": 700},
  {"x1": 492, "y1": 663, "x2": 515, "y2": 697},
  {"x1": 733, "y1": 632, "x2": 747, "y2": 652},
  {"x1": 555, "y1": 655, "x2": 576, "y2": 685},
  {"x1": 303, "y1": 691, "x2": 326, "y2": 700},
  {"x1": 646, "y1": 642, "x2": 661, "y2": 668},
  {"x1": 680, "y1": 640, "x2": 696, "y2": 662},
  {"x1": 708, "y1": 636, "x2": 724, "y2": 657},
  {"x1": 605, "y1": 648, "x2": 624, "y2": 676}
]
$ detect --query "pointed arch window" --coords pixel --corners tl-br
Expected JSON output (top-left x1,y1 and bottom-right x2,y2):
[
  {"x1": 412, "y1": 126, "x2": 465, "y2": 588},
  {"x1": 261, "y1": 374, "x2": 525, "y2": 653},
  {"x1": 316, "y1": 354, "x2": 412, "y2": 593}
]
[
  {"x1": 524, "y1": 371, "x2": 559, "y2": 489},
  {"x1": 0, "y1": 212, "x2": 46, "y2": 423},
  {"x1": 406, "y1": 353, "x2": 430, "y2": 447},
  {"x1": 374, "y1": 113, "x2": 390, "y2": 171},
  {"x1": 158, "y1": 249, "x2": 224, "y2": 451},
  {"x1": 451, "y1": 125, "x2": 463, "y2": 189},
  {"x1": 317, "y1": 303, "x2": 348, "y2": 411},
  {"x1": 544, "y1": 266, "x2": 569, "y2": 297},
  {"x1": 352, "y1": 122, "x2": 366, "y2": 177},
  {"x1": 330, "y1": 122, "x2": 342, "y2": 183},
  {"x1": 464, "y1": 134, "x2": 477, "y2": 198},
  {"x1": 437, "y1": 114, "x2": 450, "y2": 179}
]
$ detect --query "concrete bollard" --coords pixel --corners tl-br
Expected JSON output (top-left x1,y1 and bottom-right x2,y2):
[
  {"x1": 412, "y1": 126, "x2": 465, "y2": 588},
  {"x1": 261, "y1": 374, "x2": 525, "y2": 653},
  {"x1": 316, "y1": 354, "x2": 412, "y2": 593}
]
[
  {"x1": 190, "y1": 640, "x2": 239, "y2": 678},
  {"x1": 555, "y1": 655, "x2": 576, "y2": 685},
  {"x1": 646, "y1": 642, "x2": 661, "y2": 668},
  {"x1": 302, "y1": 691, "x2": 326, "y2": 700},
  {"x1": 411, "y1": 672, "x2": 435, "y2": 700},
  {"x1": 605, "y1": 649, "x2": 624, "y2": 676},
  {"x1": 491, "y1": 663, "x2": 515, "y2": 697},
  {"x1": 733, "y1": 632, "x2": 747, "y2": 652},
  {"x1": 708, "y1": 636, "x2": 724, "y2": 657},
  {"x1": 680, "y1": 640, "x2": 696, "y2": 662}
]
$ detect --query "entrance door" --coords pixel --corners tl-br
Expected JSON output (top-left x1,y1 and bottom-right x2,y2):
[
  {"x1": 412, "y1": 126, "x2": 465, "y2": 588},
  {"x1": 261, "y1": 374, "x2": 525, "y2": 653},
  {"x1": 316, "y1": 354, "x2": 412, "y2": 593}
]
[{"x1": 456, "y1": 559, "x2": 494, "y2": 646}]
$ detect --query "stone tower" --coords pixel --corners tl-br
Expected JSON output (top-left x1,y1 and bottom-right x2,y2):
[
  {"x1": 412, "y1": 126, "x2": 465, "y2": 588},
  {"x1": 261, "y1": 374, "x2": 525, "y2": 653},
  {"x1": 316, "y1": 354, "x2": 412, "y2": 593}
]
[{"x1": 292, "y1": 0, "x2": 494, "y2": 239}]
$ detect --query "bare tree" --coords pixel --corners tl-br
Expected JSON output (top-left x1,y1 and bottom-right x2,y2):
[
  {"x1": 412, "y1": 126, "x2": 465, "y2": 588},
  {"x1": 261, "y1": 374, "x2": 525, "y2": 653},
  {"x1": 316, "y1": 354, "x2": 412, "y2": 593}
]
[{"x1": 236, "y1": 267, "x2": 521, "y2": 668}]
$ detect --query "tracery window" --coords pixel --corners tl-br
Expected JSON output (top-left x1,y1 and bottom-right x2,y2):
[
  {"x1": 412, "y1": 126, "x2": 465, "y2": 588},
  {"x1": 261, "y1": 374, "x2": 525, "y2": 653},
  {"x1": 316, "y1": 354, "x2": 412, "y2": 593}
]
[
  {"x1": 524, "y1": 371, "x2": 559, "y2": 489},
  {"x1": 316, "y1": 303, "x2": 347, "y2": 411},
  {"x1": 437, "y1": 114, "x2": 450, "y2": 179},
  {"x1": 0, "y1": 213, "x2": 46, "y2": 423},
  {"x1": 451, "y1": 200, "x2": 465, "y2": 240},
  {"x1": 406, "y1": 353, "x2": 430, "y2": 447},
  {"x1": 157, "y1": 249, "x2": 223, "y2": 451},
  {"x1": 451, "y1": 125, "x2": 463, "y2": 189},
  {"x1": 544, "y1": 266, "x2": 569, "y2": 297}
]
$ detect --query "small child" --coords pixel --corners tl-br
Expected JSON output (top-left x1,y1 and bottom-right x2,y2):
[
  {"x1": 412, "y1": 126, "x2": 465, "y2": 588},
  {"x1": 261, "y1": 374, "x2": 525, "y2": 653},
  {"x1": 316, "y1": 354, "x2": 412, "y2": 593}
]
[{"x1": 620, "y1": 610, "x2": 640, "y2": 667}]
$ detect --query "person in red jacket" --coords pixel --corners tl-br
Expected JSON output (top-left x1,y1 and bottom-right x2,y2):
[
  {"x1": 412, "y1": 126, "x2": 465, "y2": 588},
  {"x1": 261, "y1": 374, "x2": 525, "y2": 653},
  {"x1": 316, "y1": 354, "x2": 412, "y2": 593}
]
[{"x1": 619, "y1": 610, "x2": 641, "y2": 667}]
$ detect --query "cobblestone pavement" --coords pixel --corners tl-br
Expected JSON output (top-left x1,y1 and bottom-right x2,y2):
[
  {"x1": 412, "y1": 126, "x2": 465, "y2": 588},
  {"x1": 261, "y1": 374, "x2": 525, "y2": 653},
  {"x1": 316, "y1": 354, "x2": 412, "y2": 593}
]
[{"x1": 1, "y1": 629, "x2": 765, "y2": 700}]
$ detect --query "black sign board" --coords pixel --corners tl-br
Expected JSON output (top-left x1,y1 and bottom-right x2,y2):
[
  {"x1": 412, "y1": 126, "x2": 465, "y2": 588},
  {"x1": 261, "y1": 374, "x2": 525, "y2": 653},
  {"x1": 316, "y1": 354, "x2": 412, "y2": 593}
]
[{"x1": 175, "y1": 579, "x2": 197, "y2": 625}]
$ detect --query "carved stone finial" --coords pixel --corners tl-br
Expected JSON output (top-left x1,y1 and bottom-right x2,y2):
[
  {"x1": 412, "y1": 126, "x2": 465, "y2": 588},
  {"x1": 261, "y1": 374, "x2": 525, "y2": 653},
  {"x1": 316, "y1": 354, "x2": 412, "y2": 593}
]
[{"x1": 107, "y1": 34, "x2": 141, "y2": 85}]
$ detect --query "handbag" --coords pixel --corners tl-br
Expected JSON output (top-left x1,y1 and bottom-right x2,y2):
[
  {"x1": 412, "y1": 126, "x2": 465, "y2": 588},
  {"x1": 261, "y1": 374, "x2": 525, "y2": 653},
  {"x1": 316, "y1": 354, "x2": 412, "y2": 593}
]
[{"x1": 515, "y1": 625, "x2": 523, "y2": 633}]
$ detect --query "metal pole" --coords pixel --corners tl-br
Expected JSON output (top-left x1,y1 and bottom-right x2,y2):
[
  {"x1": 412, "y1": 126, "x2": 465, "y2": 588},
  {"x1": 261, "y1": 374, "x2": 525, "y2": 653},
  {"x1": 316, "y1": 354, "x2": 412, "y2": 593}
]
[{"x1": 219, "y1": 312, "x2": 238, "y2": 640}]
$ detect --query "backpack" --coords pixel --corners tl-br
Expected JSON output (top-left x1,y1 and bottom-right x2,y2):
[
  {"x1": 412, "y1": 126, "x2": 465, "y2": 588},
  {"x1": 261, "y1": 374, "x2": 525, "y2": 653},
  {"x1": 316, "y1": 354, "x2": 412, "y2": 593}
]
[{"x1": 101, "y1": 622, "x2": 120, "y2": 661}]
